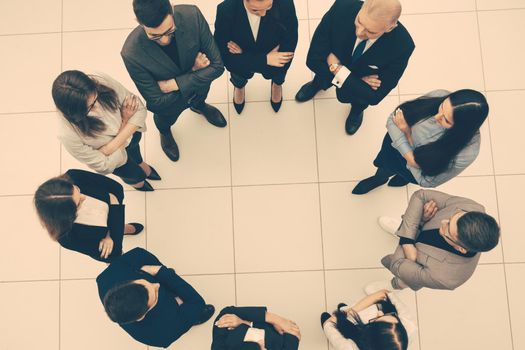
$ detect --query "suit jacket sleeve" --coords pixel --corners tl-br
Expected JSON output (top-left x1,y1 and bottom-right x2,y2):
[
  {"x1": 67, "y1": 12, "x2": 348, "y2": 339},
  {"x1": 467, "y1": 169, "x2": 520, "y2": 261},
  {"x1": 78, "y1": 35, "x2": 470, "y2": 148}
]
[
  {"x1": 121, "y1": 53, "x2": 184, "y2": 114},
  {"x1": 283, "y1": 333, "x2": 300, "y2": 350},
  {"x1": 340, "y1": 46, "x2": 413, "y2": 106},
  {"x1": 323, "y1": 320, "x2": 359, "y2": 350},
  {"x1": 211, "y1": 306, "x2": 268, "y2": 350},
  {"x1": 59, "y1": 224, "x2": 109, "y2": 262},
  {"x1": 278, "y1": 0, "x2": 299, "y2": 53},
  {"x1": 65, "y1": 169, "x2": 124, "y2": 203},
  {"x1": 388, "y1": 255, "x2": 449, "y2": 291},
  {"x1": 306, "y1": 2, "x2": 336, "y2": 80},
  {"x1": 175, "y1": 6, "x2": 224, "y2": 98},
  {"x1": 115, "y1": 247, "x2": 162, "y2": 269},
  {"x1": 155, "y1": 266, "x2": 205, "y2": 305}
]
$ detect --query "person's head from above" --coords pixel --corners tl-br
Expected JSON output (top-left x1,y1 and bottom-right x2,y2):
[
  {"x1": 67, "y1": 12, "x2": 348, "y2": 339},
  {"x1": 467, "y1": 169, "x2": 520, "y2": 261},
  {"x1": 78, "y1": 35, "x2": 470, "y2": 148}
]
[
  {"x1": 244, "y1": 0, "x2": 273, "y2": 17},
  {"x1": 398, "y1": 89, "x2": 489, "y2": 176},
  {"x1": 34, "y1": 175, "x2": 86, "y2": 240},
  {"x1": 355, "y1": 0, "x2": 402, "y2": 40},
  {"x1": 103, "y1": 279, "x2": 160, "y2": 324},
  {"x1": 334, "y1": 303, "x2": 408, "y2": 350},
  {"x1": 52, "y1": 70, "x2": 119, "y2": 137},
  {"x1": 440, "y1": 210, "x2": 500, "y2": 254},
  {"x1": 133, "y1": 0, "x2": 176, "y2": 46}
]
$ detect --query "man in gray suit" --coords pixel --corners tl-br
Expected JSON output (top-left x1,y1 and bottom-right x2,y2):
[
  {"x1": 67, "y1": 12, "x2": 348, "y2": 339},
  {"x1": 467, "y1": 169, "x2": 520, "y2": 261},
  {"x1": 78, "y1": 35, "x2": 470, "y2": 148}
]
[
  {"x1": 368, "y1": 189, "x2": 500, "y2": 292},
  {"x1": 122, "y1": 0, "x2": 226, "y2": 162}
]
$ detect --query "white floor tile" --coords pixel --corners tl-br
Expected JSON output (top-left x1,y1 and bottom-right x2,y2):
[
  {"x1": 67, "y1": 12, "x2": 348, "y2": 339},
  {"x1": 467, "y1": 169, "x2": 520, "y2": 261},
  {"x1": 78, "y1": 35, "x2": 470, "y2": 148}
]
[
  {"x1": 505, "y1": 263, "x2": 525, "y2": 350},
  {"x1": 0, "y1": 113, "x2": 61, "y2": 195},
  {"x1": 166, "y1": 274, "x2": 236, "y2": 350},
  {"x1": 496, "y1": 175, "x2": 525, "y2": 263},
  {"x1": 63, "y1": 0, "x2": 136, "y2": 31},
  {"x1": 399, "y1": 12, "x2": 484, "y2": 95},
  {"x1": 144, "y1": 105, "x2": 232, "y2": 189},
  {"x1": 0, "y1": 34, "x2": 61, "y2": 113},
  {"x1": 487, "y1": 90, "x2": 525, "y2": 175},
  {"x1": 478, "y1": 9, "x2": 525, "y2": 90},
  {"x1": 315, "y1": 96, "x2": 400, "y2": 182},
  {"x1": 321, "y1": 181, "x2": 408, "y2": 269},
  {"x1": 325, "y1": 269, "x2": 420, "y2": 350},
  {"x1": 307, "y1": 0, "x2": 334, "y2": 19},
  {"x1": 401, "y1": 0, "x2": 476, "y2": 14},
  {"x1": 61, "y1": 279, "x2": 147, "y2": 350},
  {"x1": 417, "y1": 264, "x2": 512, "y2": 350},
  {"x1": 0, "y1": 0, "x2": 61, "y2": 35},
  {"x1": 477, "y1": 0, "x2": 525, "y2": 10},
  {"x1": 236, "y1": 271, "x2": 328, "y2": 350},
  {"x1": 0, "y1": 281, "x2": 59, "y2": 350},
  {"x1": 230, "y1": 101, "x2": 318, "y2": 185},
  {"x1": 233, "y1": 184, "x2": 323, "y2": 272},
  {"x1": 147, "y1": 187, "x2": 234, "y2": 275}
]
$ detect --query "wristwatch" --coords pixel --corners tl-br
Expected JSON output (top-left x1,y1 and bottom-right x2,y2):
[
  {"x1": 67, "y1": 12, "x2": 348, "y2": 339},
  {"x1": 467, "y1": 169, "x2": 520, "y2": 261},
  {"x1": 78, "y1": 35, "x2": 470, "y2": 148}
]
[{"x1": 329, "y1": 62, "x2": 341, "y2": 73}]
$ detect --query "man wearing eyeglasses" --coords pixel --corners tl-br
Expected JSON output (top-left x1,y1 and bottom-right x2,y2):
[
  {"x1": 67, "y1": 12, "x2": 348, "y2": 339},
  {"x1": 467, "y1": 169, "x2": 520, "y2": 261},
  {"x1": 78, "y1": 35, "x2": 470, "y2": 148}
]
[
  {"x1": 121, "y1": 0, "x2": 226, "y2": 162},
  {"x1": 368, "y1": 189, "x2": 500, "y2": 292},
  {"x1": 295, "y1": 0, "x2": 414, "y2": 135}
]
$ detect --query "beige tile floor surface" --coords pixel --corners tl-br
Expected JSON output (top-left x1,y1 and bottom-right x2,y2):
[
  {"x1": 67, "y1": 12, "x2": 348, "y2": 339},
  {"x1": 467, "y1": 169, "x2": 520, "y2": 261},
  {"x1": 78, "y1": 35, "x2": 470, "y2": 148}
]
[{"x1": 0, "y1": 0, "x2": 524, "y2": 349}]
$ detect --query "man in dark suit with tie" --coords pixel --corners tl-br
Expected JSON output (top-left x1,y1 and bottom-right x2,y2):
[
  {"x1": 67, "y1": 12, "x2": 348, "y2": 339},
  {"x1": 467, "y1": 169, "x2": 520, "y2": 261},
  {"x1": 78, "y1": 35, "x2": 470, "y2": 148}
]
[
  {"x1": 121, "y1": 0, "x2": 226, "y2": 162},
  {"x1": 295, "y1": 0, "x2": 415, "y2": 135},
  {"x1": 97, "y1": 248, "x2": 215, "y2": 348}
]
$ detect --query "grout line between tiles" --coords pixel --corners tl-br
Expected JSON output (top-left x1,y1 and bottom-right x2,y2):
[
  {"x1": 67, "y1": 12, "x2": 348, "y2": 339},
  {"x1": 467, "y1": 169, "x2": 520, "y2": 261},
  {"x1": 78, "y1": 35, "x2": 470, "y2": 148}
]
[{"x1": 474, "y1": 2, "x2": 515, "y2": 348}]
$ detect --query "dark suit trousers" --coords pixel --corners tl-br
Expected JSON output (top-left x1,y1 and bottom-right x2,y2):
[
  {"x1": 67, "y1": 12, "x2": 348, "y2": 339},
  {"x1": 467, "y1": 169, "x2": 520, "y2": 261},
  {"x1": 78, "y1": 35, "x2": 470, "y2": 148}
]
[
  {"x1": 312, "y1": 73, "x2": 368, "y2": 115},
  {"x1": 373, "y1": 133, "x2": 417, "y2": 184},
  {"x1": 229, "y1": 61, "x2": 291, "y2": 88},
  {"x1": 112, "y1": 132, "x2": 147, "y2": 184},
  {"x1": 153, "y1": 84, "x2": 211, "y2": 134}
]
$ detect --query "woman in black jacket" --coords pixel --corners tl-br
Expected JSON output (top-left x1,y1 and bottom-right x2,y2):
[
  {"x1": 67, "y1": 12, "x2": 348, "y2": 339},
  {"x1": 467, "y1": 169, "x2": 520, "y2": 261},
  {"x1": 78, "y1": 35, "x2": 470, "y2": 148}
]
[
  {"x1": 214, "y1": 0, "x2": 298, "y2": 114},
  {"x1": 34, "y1": 169, "x2": 144, "y2": 262}
]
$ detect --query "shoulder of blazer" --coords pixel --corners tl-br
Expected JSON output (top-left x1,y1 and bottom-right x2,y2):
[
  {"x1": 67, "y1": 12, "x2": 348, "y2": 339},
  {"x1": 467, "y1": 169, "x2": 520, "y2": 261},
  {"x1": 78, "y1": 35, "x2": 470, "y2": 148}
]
[
  {"x1": 391, "y1": 21, "x2": 415, "y2": 51},
  {"x1": 121, "y1": 25, "x2": 146, "y2": 59}
]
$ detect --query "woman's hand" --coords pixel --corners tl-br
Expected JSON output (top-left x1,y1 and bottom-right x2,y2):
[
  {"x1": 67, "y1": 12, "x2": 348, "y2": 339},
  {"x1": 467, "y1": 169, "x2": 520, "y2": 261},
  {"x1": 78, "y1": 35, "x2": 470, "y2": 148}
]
[
  {"x1": 267, "y1": 45, "x2": 294, "y2": 67},
  {"x1": 98, "y1": 234, "x2": 114, "y2": 259},
  {"x1": 393, "y1": 108, "x2": 410, "y2": 134},
  {"x1": 227, "y1": 41, "x2": 243, "y2": 54},
  {"x1": 266, "y1": 313, "x2": 298, "y2": 335},
  {"x1": 120, "y1": 95, "x2": 139, "y2": 121},
  {"x1": 215, "y1": 314, "x2": 246, "y2": 330}
]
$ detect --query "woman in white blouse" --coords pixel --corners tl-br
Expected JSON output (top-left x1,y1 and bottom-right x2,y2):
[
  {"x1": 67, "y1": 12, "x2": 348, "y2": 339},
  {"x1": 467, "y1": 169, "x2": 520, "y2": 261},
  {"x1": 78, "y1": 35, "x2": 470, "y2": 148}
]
[
  {"x1": 321, "y1": 289, "x2": 417, "y2": 350},
  {"x1": 53, "y1": 70, "x2": 160, "y2": 191}
]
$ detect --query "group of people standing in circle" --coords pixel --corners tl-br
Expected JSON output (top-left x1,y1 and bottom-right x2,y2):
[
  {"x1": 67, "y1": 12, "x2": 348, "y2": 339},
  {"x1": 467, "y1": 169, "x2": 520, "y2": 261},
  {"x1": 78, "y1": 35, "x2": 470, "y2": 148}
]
[{"x1": 31, "y1": 0, "x2": 502, "y2": 349}]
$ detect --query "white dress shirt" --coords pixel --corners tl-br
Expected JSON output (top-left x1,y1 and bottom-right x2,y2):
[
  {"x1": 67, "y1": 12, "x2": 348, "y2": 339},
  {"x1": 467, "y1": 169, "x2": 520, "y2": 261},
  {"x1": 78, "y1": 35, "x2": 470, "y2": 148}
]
[
  {"x1": 332, "y1": 37, "x2": 379, "y2": 88},
  {"x1": 74, "y1": 195, "x2": 109, "y2": 227},
  {"x1": 245, "y1": 6, "x2": 261, "y2": 41},
  {"x1": 244, "y1": 327, "x2": 265, "y2": 343}
]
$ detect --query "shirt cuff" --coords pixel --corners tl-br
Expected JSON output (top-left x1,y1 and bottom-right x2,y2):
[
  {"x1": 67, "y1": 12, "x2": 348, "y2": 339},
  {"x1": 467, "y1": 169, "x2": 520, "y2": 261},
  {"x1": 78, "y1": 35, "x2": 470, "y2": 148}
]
[
  {"x1": 331, "y1": 66, "x2": 351, "y2": 88},
  {"x1": 399, "y1": 237, "x2": 416, "y2": 245}
]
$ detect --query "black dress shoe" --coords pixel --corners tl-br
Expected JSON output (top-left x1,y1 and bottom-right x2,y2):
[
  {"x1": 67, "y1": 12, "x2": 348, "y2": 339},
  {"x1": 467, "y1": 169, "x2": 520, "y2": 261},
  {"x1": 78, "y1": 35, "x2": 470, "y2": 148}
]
[
  {"x1": 233, "y1": 87, "x2": 245, "y2": 115},
  {"x1": 134, "y1": 180, "x2": 154, "y2": 192},
  {"x1": 191, "y1": 104, "x2": 227, "y2": 128},
  {"x1": 160, "y1": 132, "x2": 180, "y2": 162},
  {"x1": 194, "y1": 304, "x2": 215, "y2": 325},
  {"x1": 271, "y1": 83, "x2": 283, "y2": 112},
  {"x1": 295, "y1": 81, "x2": 320, "y2": 102},
  {"x1": 345, "y1": 110, "x2": 364, "y2": 135},
  {"x1": 352, "y1": 175, "x2": 389, "y2": 195},
  {"x1": 126, "y1": 223, "x2": 144, "y2": 235},
  {"x1": 146, "y1": 166, "x2": 161, "y2": 181},
  {"x1": 388, "y1": 175, "x2": 410, "y2": 187},
  {"x1": 337, "y1": 303, "x2": 348, "y2": 311},
  {"x1": 320, "y1": 312, "x2": 331, "y2": 327}
]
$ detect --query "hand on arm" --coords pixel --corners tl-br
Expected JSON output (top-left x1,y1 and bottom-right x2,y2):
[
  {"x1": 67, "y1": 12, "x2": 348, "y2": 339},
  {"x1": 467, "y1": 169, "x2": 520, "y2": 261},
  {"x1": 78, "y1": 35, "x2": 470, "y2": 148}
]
[
  {"x1": 265, "y1": 312, "x2": 300, "y2": 338},
  {"x1": 227, "y1": 41, "x2": 243, "y2": 54},
  {"x1": 192, "y1": 52, "x2": 211, "y2": 71},
  {"x1": 267, "y1": 45, "x2": 294, "y2": 67},
  {"x1": 214, "y1": 314, "x2": 252, "y2": 330},
  {"x1": 157, "y1": 79, "x2": 179, "y2": 93},
  {"x1": 401, "y1": 244, "x2": 418, "y2": 262},
  {"x1": 141, "y1": 265, "x2": 162, "y2": 276},
  {"x1": 326, "y1": 52, "x2": 342, "y2": 75},
  {"x1": 98, "y1": 232, "x2": 114, "y2": 259},
  {"x1": 361, "y1": 75, "x2": 382, "y2": 90},
  {"x1": 349, "y1": 290, "x2": 388, "y2": 313}
]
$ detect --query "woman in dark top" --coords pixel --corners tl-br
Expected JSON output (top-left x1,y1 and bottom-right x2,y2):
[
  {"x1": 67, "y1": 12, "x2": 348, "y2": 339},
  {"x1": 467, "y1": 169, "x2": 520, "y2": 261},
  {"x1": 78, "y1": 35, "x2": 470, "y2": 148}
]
[
  {"x1": 212, "y1": 306, "x2": 301, "y2": 350},
  {"x1": 34, "y1": 169, "x2": 144, "y2": 262},
  {"x1": 214, "y1": 0, "x2": 298, "y2": 114}
]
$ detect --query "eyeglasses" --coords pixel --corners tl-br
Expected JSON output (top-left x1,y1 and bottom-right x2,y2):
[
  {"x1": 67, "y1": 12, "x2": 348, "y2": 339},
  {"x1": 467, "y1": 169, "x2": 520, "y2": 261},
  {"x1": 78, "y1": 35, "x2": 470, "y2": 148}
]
[
  {"x1": 441, "y1": 213, "x2": 469, "y2": 251},
  {"x1": 86, "y1": 93, "x2": 98, "y2": 115},
  {"x1": 147, "y1": 25, "x2": 176, "y2": 42}
]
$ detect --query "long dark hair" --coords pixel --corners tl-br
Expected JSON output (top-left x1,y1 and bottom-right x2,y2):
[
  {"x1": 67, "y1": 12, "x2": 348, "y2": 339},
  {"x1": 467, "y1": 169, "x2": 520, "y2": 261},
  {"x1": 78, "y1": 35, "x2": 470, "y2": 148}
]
[
  {"x1": 398, "y1": 89, "x2": 488, "y2": 176},
  {"x1": 334, "y1": 297, "x2": 408, "y2": 350},
  {"x1": 34, "y1": 175, "x2": 77, "y2": 240},
  {"x1": 52, "y1": 70, "x2": 119, "y2": 137}
]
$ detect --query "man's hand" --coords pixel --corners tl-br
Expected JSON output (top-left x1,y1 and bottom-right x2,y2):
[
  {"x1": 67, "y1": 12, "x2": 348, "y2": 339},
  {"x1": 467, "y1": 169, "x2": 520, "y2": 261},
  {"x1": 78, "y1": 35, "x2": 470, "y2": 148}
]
[
  {"x1": 326, "y1": 52, "x2": 340, "y2": 66},
  {"x1": 141, "y1": 265, "x2": 162, "y2": 276},
  {"x1": 227, "y1": 41, "x2": 243, "y2": 54},
  {"x1": 422, "y1": 200, "x2": 438, "y2": 222},
  {"x1": 215, "y1": 314, "x2": 246, "y2": 330},
  {"x1": 98, "y1": 234, "x2": 114, "y2": 259},
  {"x1": 402, "y1": 244, "x2": 418, "y2": 262},
  {"x1": 192, "y1": 52, "x2": 210, "y2": 71},
  {"x1": 267, "y1": 45, "x2": 294, "y2": 67},
  {"x1": 361, "y1": 74, "x2": 381, "y2": 90},
  {"x1": 158, "y1": 79, "x2": 178, "y2": 93}
]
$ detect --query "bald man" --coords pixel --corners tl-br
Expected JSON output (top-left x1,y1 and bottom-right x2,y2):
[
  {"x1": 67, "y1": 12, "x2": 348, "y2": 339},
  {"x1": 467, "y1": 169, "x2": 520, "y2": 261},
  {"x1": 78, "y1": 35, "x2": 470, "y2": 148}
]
[{"x1": 296, "y1": 0, "x2": 414, "y2": 135}]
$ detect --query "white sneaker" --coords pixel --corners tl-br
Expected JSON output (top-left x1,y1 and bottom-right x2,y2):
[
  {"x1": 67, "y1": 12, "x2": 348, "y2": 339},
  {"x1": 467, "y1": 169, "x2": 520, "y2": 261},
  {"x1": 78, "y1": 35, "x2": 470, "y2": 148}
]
[
  {"x1": 378, "y1": 216, "x2": 402, "y2": 236},
  {"x1": 364, "y1": 280, "x2": 394, "y2": 295}
]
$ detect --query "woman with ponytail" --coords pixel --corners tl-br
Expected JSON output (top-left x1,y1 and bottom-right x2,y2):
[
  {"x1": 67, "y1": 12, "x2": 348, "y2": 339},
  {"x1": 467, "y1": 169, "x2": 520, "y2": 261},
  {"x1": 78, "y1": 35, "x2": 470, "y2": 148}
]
[
  {"x1": 352, "y1": 89, "x2": 488, "y2": 194},
  {"x1": 52, "y1": 70, "x2": 160, "y2": 191},
  {"x1": 320, "y1": 290, "x2": 416, "y2": 350}
]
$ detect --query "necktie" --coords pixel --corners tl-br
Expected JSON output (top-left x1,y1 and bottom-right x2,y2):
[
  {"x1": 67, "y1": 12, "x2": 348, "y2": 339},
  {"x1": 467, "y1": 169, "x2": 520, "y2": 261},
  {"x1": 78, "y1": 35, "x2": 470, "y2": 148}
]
[{"x1": 351, "y1": 39, "x2": 367, "y2": 64}]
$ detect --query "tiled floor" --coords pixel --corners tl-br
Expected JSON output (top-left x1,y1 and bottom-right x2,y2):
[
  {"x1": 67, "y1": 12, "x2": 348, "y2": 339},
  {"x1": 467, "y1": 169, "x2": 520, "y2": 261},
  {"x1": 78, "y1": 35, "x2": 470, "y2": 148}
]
[{"x1": 0, "y1": 1, "x2": 523, "y2": 350}]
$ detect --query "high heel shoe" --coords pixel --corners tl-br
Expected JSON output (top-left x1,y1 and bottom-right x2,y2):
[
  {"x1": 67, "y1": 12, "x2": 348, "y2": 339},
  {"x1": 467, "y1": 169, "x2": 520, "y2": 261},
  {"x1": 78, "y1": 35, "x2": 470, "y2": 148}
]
[
  {"x1": 270, "y1": 82, "x2": 283, "y2": 113},
  {"x1": 146, "y1": 165, "x2": 161, "y2": 181},
  {"x1": 134, "y1": 180, "x2": 154, "y2": 192},
  {"x1": 125, "y1": 223, "x2": 144, "y2": 235},
  {"x1": 233, "y1": 86, "x2": 245, "y2": 115}
]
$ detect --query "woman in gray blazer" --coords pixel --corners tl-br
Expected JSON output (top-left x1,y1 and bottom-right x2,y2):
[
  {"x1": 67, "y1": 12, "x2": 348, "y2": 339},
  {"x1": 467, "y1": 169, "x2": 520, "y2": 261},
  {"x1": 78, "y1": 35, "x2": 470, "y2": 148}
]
[{"x1": 52, "y1": 70, "x2": 160, "y2": 191}]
